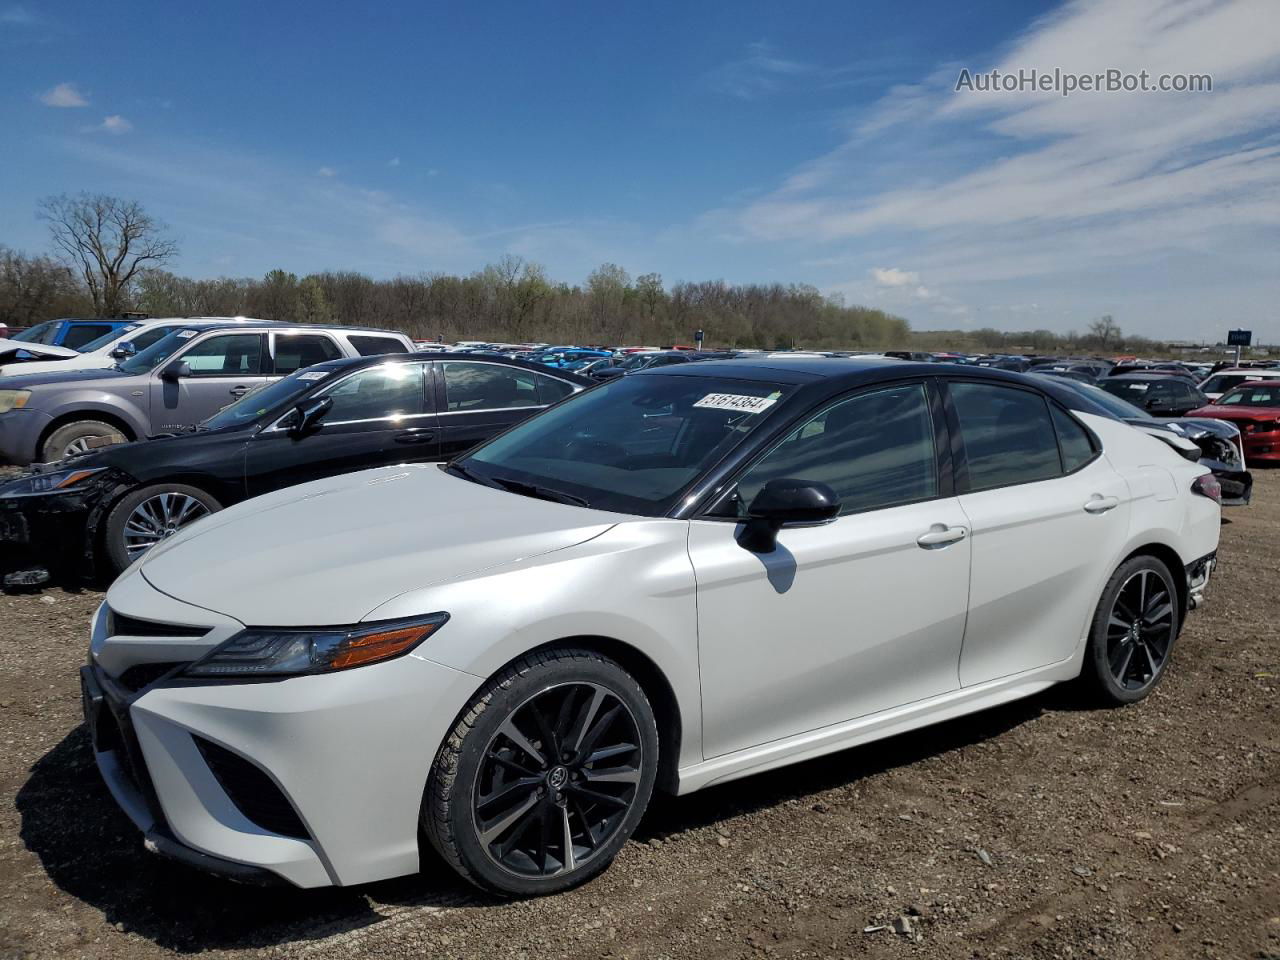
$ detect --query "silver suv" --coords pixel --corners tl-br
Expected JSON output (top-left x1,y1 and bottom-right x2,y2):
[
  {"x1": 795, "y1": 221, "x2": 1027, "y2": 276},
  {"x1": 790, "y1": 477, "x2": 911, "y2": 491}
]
[{"x1": 0, "y1": 321, "x2": 414, "y2": 464}]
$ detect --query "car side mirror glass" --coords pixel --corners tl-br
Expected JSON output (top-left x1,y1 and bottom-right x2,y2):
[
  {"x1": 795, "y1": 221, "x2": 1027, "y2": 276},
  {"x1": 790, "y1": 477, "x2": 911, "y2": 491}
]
[
  {"x1": 160, "y1": 359, "x2": 191, "y2": 380},
  {"x1": 289, "y1": 396, "x2": 333, "y2": 436},
  {"x1": 110, "y1": 340, "x2": 137, "y2": 359},
  {"x1": 737, "y1": 478, "x2": 840, "y2": 554}
]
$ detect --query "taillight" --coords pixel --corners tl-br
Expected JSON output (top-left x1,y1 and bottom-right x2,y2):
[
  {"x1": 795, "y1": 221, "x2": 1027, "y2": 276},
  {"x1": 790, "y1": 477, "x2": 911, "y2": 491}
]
[{"x1": 1191, "y1": 474, "x2": 1222, "y2": 503}]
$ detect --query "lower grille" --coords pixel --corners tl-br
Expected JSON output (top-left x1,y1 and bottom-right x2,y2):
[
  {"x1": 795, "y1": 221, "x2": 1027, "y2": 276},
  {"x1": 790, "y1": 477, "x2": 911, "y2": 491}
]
[
  {"x1": 194, "y1": 737, "x2": 310, "y2": 840},
  {"x1": 107, "y1": 608, "x2": 210, "y2": 638},
  {"x1": 117, "y1": 662, "x2": 185, "y2": 693}
]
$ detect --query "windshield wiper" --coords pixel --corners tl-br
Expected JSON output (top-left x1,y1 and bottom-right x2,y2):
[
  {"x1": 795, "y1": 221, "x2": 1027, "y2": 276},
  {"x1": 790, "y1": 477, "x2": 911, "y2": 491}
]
[
  {"x1": 488, "y1": 475, "x2": 589, "y2": 507},
  {"x1": 444, "y1": 461, "x2": 502, "y2": 490}
]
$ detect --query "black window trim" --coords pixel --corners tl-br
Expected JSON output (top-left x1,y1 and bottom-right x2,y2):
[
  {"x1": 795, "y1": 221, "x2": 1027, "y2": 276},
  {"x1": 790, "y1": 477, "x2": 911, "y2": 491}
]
[
  {"x1": 691, "y1": 375, "x2": 953, "y2": 523},
  {"x1": 172, "y1": 331, "x2": 270, "y2": 379},
  {"x1": 939, "y1": 377, "x2": 1101, "y2": 496}
]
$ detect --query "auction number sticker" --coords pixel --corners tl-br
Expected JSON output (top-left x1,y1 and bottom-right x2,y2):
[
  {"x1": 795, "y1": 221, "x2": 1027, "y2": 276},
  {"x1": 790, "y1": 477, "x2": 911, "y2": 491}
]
[
  {"x1": 297, "y1": 371, "x2": 327, "y2": 381},
  {"x1": 176, "y1": 329, "x2": 198, "y2": 339},
  {"x1": 693, "y1": 392, "x2": 778, "y2": 414}
]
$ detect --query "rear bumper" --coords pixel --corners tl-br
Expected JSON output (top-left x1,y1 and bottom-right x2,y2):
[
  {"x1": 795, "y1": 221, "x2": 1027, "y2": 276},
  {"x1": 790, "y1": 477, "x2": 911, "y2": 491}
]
[{"x1": 1186, "y1": 552, "x2": 1216, "y2": 611}]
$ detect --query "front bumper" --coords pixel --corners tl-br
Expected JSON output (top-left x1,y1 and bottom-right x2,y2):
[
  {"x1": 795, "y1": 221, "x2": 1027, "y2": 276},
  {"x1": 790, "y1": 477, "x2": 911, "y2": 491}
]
[
  {"x1": 0, "y1": 470, "x2": 122, "y2": 573},
  {"x1": 0, "y1": 408, "x2": 52, "y2": 466},
  {"x1": 85, "y1": 586, "x2": 482, "y2": 888}
]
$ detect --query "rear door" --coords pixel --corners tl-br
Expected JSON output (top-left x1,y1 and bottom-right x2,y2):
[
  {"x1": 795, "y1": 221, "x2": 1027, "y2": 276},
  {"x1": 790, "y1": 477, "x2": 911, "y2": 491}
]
[
  {"x1": 270, "y1": 331, "x2": 343, "y2": 374},
  {"x1": 944, "y1": 380, "x2": 1132, "y2": 686},
  {"x1": 435, "y1": 360, "x2": 576, "y2": 459},
  {"x1": 147, "y1": 332, "x2": 272, "y2": 434},
  {"x1": 244, "y1": 361, "x2": 437, "y2": 496}
]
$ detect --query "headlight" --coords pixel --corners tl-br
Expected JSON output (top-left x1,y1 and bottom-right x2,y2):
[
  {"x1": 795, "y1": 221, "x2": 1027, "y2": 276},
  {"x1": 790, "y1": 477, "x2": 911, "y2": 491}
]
[
  {"x1": 183, "y1": 613, "x2": 449, "y2": 678},
  {"x1": 0, "y1": 390, "x2": 32, "y2": 414},
  {"x1": 0, "y1": 467, "x2": 105, "y2": 498}
]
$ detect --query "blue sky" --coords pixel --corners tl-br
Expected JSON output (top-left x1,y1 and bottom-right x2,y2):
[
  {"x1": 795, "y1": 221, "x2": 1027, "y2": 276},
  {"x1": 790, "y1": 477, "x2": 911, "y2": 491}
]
[{"x1": 2, "y1": 0, "x2": 1278, "y2": 340}]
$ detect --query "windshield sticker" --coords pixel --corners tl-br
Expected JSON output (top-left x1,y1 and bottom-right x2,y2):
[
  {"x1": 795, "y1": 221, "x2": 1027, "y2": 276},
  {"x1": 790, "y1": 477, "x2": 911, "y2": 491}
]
[
  {"x1": 693, "y1": 392, "x2": 779, "y2": 414},
  {"x1": 176, "y1": 329, "x2": 198, "y2": 339},
  {"x1": 296, "y1": 371, "x2": 327, "y2": 381}
]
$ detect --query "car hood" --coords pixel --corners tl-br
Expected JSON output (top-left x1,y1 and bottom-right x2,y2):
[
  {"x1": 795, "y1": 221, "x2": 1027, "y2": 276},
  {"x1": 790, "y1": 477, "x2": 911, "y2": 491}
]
[
  {"x1": 136, "y1": 463, "x2": 623, "y2": 625},
  {"x1": 1187, "y1": 404, "x2": 1280, "y2": 420},
  {"x1": 0, "y1": 338, "x2": 80, "y2": 367},
  {"x1": 0, "y1": 365, "x2": 132, "y2": 390}
]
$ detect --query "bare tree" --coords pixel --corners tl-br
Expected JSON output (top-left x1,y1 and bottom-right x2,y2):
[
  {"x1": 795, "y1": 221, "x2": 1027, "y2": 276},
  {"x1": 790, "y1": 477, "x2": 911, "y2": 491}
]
[
  {"x1": 1087, "y1": 314, "x2": 1121, "y2": 348},
  {"x1": 38, "y1": 193, "x2": 178, "y2": 316}
]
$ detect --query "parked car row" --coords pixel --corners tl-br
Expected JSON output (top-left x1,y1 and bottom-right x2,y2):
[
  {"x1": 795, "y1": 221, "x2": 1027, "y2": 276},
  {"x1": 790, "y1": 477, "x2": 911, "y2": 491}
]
[{"x1": 76, "y1": 356, "x2": 1221, "y2": 895}]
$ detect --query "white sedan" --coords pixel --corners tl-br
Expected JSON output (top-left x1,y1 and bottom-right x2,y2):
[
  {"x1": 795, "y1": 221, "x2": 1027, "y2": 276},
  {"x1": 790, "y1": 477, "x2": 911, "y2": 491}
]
[{"x1": 83, "y1": 358, "x2": 1220, "y2": 895}]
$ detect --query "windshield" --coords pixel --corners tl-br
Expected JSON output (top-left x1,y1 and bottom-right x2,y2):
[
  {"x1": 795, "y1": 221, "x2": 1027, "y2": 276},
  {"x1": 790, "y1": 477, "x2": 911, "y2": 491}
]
[
  {"x1": 202, "y1": 369, "x2": 326, "y2": 430},
  {"x1": 76, "y1": 324, "x2": 140, "y2": 353},
  {"x1": 118, "y1": 328, "x2": 201, "y2": 374},
  {"x1": 1070, "y1": 381, "x2": 1150, "y2": 419},
  {"x1": 458, "y1": 373, "x2": 795, "y2": 515},
  {"x1": 1098, "y1": 379, "x2": 1158, "y2": 403},
  {"x1": 11, "y1": 320, "x2": 59, "y2": 344},
  {"x1": 1202, "y1": 373, "x2": 1265, "y2": 394},
  {"x1": 1217, "y1": 385, "x2": 1280, "y2": 407},
  {"x1": 619, "y1": 354, "x2": 654, "y2": 370}
]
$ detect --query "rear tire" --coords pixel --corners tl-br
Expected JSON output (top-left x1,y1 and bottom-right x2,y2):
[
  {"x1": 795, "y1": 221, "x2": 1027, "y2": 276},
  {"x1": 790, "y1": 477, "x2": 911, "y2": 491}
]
[
  {"x1": 41, "y1": 420, "x2": 127, "y2": 463},
  {"x1": 102, "y1": 484, "x2": 222, "y2": 575},
  {"x1": 1081, "y1": 554, "x2": 1180, "y2": 705},
  {"x1": 424, "y1": 648, "x2": 659, "y2": 897}
]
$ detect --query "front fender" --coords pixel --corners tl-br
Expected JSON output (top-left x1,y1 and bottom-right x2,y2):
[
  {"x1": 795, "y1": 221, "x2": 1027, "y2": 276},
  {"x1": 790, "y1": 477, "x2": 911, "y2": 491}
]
[
  {"x1": 42, "y1": 391, "x2": 148, "y2": 439},
  {"x1": 364, "y1": 519, "x2": 704, "y2": 771}
]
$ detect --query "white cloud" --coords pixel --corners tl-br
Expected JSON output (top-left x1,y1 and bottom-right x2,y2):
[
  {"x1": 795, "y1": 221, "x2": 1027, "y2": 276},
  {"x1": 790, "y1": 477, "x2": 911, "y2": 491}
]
[
  {"x1": 870, "y1": 266, "x2": 919, "y2": 288},
  {"x1": 0, "y1": 4, "x2": 35, "y2": 24},
  {"x1": 716, "y1": 0, "x2": 1280, "y2": 335},
  {"x1": 84, "y1": 115, "x2": 132, "y2": 135},
  {"x1": 39, "y1": 82, "x2": 87, "y2": 107},
  {"x1": 387, "y1": 156, "x2": 400, "y2": 167},
  {"x1": 316, "y1": 166, "x2": 336, "y2": 177},
  {"x1": 708, "y1": 41, "x2": 820, "y2": 100}
]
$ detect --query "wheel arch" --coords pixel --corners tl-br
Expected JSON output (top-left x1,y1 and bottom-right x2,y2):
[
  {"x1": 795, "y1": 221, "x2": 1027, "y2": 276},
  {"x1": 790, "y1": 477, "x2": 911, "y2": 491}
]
[
  {"x1": 1119, "y1": 542, "x2": 1189, "y2": 624},
  {"x1": 520, "y1": 635, "x2": 684, "y2": 794},
  {"x1": 38, "y1": 408, "x2": 138, "y2": 457}
]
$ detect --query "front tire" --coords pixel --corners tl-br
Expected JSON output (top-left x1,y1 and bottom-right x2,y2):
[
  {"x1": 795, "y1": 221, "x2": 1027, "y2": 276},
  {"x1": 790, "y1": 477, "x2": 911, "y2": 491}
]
[
  {"x1": 102, "y1": 484, "x2": 222, "y2": 574},
  {"x1": 424, "y1": 648, "x2": 659, "y2": 897},
  {"x1": 41, "y1": 419, "x2": 127, "y2": 463},
  {"x1": 1082, "y1": 554, "x2": 1180, "y2": 704}
]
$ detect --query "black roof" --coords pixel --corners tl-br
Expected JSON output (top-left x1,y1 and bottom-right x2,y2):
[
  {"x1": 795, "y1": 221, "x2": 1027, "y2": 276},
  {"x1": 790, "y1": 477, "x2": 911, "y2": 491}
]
[
  {"x1": 1098, "y1": 372, "x2": 1188, "y2": 381},
  {"x1": 296, "y1": 351, "x2": 593, "y2": 385}
]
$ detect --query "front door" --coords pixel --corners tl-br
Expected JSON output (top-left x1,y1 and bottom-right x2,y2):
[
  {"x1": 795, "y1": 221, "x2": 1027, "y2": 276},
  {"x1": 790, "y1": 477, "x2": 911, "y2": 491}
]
[
  {"x1": 688, "y1": 381, "x2": 972, "y2": 759},
  {"x1": 148, "y1": 332, "x2": 272, "y2": 434},
  {"x1": 245, "y1": 361, "x2": 437, "y2": 496}
]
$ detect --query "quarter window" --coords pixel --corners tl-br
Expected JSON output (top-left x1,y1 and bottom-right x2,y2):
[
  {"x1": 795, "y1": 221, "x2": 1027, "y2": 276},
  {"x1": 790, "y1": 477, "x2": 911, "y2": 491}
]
[
  {"x1": 951, "y1": 382, "x2": 1060, "y2": 490},
  {"x1": 724, "y1": 383, "x2": 938, "y2": 517},
  {"x1": 320, "y1": 363, "x2": 424, "y2": 422},
  {"x1": 535, "y1": 374, "x2": 575, "y2": 405},
  {"x1": 443, "y1": 362, "x2": 541, "y2": 411},
  {"x1": 348, "y1": 335, "x2": 410, "y2": 356},
  {"x1": 273, "y1": 334, "x2": 342, "y2": 374},
  {"x1": 1051, "y1": 406, "x2": 1095, "y2": 473},
  {"x1": 180, "y1": 334, "x2": 265, "y2": 376}
]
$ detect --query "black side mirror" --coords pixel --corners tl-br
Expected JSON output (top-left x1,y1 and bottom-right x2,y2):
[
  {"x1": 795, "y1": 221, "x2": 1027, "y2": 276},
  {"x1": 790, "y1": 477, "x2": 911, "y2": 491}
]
[
  {"x1": 160, "y1": 359, "x2": 191, "y2": 380},
  {"x1": 110, "y1": 340, "x2": 137, "y2": 359},
  {"x1": 737, "y1": 478, "x2": 840, "y2": 553},
  {"x1": 286, "y1": 396, "x2": 333, "y2": 436}
]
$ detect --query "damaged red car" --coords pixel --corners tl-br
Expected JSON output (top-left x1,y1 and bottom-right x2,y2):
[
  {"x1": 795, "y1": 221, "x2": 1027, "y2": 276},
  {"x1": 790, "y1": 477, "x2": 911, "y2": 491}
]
[{"x1": 1185, "y1": 380, "x2": 1280, "y2": 463}]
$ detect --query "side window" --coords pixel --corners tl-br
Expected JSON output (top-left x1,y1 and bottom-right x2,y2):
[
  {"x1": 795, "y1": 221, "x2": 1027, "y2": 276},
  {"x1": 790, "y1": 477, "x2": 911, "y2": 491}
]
[
  {"x1": 63, "y1": 324, "x2": 113, "y2": 349},
  {"x1": 442, "y1": 362, "x2": 540, "y2": 411},
  {"x1": 951, "y1": 382, "x2": 1060, "y2": 490},
  {"x1": 535, "y1": 374, "x2": 575, "y2": 405},
  {"x1": 179, "y1": 334, "x2": 265, "y2": 376},
  {"x1": 726, "y1": 383, "x2": 938, "y2": 517},
  {"x1": 1051, "y1": 405, "x2": 1096, "y2": 473},
  {"x1": 273, "y1": 334, "x2": 342, "y2": 374},
  {"x1": 320, "y1": 363, "x2": 423, "y2": 422},
  {"x1": 348, "y1": 335, "x2": 409, "y2": 356},
  {"x1": 131, "y1": 326, "x2": 176, "y2": 351}
]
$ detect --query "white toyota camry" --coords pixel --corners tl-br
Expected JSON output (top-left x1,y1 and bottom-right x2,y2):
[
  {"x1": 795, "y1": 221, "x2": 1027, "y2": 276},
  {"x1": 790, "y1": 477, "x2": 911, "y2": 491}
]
[{"x1": 82, "y1": 358, "x2": 1221, "y2": 895}]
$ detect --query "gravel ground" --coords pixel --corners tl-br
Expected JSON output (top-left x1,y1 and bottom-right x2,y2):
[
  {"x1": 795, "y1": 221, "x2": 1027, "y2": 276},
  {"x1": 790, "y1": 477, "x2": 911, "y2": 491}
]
[{"x1": 0, "y1": 473, "x2": 1276, "y2": 960}]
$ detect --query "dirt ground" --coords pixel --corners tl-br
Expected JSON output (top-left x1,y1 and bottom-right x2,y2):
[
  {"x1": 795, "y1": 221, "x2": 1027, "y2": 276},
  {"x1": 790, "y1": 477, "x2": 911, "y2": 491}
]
[{"x1": 0, "y1": 474, "x2": 1276, "y2": 960}]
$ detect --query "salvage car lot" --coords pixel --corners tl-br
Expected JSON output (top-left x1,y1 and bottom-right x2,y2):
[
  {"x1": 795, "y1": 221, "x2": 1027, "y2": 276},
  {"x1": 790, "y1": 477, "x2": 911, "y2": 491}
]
[{"x1": 0, "y1": 475, "x2": 1276, "y2": 959}]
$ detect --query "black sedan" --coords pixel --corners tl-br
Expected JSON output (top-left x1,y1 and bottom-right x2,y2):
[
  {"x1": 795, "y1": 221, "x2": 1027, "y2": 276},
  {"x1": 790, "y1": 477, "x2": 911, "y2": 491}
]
[{"x1": 0, "y1": 353, "x2": 587, "y2": 582}]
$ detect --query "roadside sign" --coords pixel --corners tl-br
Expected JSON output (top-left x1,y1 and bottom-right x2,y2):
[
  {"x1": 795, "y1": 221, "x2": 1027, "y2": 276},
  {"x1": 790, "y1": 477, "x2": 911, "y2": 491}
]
[
  {"x1": 694, "y1": 328, "x2": 704, "y2": 352},
  {"x1": 1227, "y1": 329, "x2": 1252, "y2": 346}
]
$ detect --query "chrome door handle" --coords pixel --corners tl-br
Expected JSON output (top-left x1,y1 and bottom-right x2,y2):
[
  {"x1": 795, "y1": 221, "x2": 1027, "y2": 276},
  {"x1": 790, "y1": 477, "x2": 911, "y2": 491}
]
[
  {"x1": 229, "y1": 385, "x2": 250, "y2": 397},
  {"x1": 1083, "y1": 495, "x2": 1120, "y2": 514},
  {"x1": 917, "y1": 525, "x2": 967, "y2": 548}
]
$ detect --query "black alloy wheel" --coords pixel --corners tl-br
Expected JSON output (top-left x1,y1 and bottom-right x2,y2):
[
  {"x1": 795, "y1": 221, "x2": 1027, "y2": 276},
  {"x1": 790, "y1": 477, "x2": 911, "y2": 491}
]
[
  {"x1": 424, "y1": 648, "x2": 659, "y2": 896},
  {"x1": 1084, "y1": 554, "x2": 1180, "y2": 704}
]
